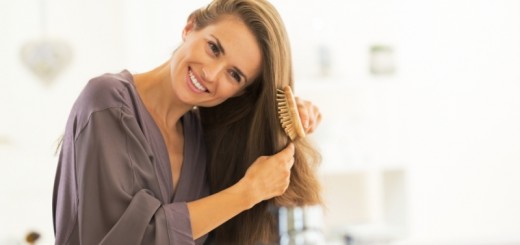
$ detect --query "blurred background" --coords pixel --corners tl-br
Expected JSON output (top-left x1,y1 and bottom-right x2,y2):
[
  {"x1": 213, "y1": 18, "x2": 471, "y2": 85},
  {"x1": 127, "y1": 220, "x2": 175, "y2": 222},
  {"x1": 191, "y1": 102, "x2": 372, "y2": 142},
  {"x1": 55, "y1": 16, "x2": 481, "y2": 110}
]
[{"x1": 1, "y1": 0, "x2": 520, "y2": 244}]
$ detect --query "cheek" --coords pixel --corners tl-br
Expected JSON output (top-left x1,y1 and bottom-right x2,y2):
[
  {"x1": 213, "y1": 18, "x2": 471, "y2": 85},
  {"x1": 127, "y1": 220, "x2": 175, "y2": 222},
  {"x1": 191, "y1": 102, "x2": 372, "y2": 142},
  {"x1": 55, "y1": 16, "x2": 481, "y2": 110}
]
[
  {"x1": 230, "y1": 87, "x2": 246, "y2": 98},
  {"x1": 177, "y1": 40, "x2": 199, "y2": 59},
  {"x1": 221, "y1": 82, "x2": 245, "y2": 98}
]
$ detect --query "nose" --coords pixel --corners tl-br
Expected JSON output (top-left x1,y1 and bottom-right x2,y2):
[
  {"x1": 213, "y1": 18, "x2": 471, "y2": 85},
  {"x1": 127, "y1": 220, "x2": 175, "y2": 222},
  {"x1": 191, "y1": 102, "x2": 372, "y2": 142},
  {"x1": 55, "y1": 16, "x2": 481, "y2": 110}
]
[{"x1": 202, "y1": 62, "x2": 225, "y2": 83}]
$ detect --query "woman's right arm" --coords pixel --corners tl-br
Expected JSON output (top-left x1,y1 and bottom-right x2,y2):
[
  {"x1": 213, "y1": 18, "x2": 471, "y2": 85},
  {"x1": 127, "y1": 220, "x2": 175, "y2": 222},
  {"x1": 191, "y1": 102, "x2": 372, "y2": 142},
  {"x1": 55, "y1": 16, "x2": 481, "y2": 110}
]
[
  {"x1": 187, "y1": 143, "x2": 295, "y2": 239},
  {"x1": 56, "y1": 105, "x2": 294, "y2": 244}
]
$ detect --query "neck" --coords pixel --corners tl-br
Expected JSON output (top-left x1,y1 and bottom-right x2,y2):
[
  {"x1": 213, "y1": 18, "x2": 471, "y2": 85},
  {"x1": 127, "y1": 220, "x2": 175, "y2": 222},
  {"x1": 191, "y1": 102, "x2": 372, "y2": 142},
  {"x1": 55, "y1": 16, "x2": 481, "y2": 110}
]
[{"x1": 133, "y1": 59, "x2": 192, "y2": 130}]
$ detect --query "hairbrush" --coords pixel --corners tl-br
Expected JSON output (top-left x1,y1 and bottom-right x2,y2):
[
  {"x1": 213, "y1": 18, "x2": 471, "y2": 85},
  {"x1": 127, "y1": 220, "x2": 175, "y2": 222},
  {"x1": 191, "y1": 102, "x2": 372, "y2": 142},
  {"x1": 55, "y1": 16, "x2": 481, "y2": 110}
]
[{"x1": 276, "y1": 86, "x2": 306, "y2": 140}]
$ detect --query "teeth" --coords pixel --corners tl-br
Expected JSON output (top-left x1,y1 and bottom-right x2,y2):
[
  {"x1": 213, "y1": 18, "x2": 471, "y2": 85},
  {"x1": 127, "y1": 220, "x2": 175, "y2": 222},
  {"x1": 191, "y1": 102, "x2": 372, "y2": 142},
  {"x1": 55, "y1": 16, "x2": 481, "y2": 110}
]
[{"x1": 189, "y1": 70, "x2": 207, "y2": 92}]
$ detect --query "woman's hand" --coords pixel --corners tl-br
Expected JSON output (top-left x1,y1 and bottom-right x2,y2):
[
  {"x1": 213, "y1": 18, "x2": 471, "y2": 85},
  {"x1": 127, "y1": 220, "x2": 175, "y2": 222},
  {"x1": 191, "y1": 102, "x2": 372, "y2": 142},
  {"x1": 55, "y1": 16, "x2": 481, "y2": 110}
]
[
  {"x1": 241, "y1": 143, "x2": 295, "y2": 205},
  {"x1": 295, "y1": 97, "x2": 322, "y2": 134},
  {"x1": 187, "y1": 144, "x2": 294, "y2": 238}
]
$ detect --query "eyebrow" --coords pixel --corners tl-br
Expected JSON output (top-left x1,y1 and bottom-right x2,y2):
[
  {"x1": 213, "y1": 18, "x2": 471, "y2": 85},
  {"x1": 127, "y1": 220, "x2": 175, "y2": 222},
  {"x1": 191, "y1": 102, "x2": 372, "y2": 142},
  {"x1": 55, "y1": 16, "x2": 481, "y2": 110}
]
[{"x1": 212, "y1": 34, "x2": 249, "y2": 83}]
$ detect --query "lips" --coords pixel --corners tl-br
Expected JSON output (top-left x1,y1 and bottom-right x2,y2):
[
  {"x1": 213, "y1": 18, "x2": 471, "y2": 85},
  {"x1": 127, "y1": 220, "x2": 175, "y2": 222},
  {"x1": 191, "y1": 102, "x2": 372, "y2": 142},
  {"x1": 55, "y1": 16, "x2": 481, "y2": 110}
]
[{"x1": 188, "y1": 68, "x2": 208, "y2": 93}]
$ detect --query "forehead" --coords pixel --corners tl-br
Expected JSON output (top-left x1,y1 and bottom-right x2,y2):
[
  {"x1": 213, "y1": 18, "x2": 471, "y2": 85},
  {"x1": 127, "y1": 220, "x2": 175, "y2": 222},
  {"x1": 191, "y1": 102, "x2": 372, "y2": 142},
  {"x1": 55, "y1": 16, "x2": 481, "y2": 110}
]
[{"x1": 200, "y1": 16, "x2": 263, "y2": 81}]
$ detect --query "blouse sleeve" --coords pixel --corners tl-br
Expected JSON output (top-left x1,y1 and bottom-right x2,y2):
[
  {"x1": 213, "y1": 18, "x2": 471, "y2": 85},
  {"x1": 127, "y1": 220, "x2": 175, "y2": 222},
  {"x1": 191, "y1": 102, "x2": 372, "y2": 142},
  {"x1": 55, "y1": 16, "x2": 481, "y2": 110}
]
[{"x1": 60, "y1": 106, "x2": 194, "y2": 245}]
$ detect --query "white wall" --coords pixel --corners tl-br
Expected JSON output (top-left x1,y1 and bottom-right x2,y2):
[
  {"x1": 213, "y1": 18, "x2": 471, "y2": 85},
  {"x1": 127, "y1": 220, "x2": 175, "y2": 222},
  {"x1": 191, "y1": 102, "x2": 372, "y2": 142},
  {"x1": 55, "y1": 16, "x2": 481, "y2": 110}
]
[
  {"x1": 0, "y1": 1, "x2": 129, "y2": 244},
  {"x1": 1, "y1": 0, "x2": 520, "y2": 244},
  {"x1": 398, "y1": 1, "x2": 520, "y2": 243},
  {"x1": 297, "y1": 1, "x2": 520, "y2": 243}
]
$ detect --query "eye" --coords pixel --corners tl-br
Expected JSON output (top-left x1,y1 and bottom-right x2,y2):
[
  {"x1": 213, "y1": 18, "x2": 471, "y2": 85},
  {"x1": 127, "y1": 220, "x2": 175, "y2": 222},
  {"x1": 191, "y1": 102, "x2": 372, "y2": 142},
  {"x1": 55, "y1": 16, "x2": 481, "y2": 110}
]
[
  {"x1": 208, "y1": 41, "x2": 220, "y2": 56},
  {"x1": 229, "y1": 70, "x2": 242, "y2": 83}
]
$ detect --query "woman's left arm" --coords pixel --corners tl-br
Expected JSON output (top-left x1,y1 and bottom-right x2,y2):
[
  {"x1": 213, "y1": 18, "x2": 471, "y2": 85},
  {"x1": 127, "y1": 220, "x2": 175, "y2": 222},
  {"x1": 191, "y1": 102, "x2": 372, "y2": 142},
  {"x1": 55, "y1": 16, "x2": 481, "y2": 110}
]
[{"x1": 295, "y1": 97, "x2": 322, "y2": 134}]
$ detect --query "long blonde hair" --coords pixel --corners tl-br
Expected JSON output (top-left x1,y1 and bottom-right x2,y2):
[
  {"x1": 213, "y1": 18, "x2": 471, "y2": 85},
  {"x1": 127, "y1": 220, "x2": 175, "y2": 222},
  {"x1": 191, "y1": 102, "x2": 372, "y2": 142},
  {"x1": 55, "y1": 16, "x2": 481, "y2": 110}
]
[{"x1": 194, "y1": 0, "x2": 321, "y2": 243}]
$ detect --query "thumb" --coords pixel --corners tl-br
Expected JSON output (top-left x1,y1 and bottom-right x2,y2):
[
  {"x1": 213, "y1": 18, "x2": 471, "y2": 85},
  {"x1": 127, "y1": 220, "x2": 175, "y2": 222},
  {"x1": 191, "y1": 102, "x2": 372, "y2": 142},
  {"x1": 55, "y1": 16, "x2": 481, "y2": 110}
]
[{"x1": 278, "y1": 143, "x2": 295, "y2": 158}]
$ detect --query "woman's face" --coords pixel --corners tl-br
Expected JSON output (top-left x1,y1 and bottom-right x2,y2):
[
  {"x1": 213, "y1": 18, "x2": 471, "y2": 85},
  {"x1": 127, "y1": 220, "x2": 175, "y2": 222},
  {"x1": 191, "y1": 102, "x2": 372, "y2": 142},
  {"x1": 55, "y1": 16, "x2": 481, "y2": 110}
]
[{"x1": 170, "y1": 15, "x2": 262, "y2": 108}]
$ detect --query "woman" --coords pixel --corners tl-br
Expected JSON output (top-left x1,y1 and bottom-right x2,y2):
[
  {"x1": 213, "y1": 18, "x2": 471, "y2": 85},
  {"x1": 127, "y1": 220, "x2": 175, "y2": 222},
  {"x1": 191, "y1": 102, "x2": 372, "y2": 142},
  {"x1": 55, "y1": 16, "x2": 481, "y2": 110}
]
[{"x1": 53, "y1": 0, "x2": 321, "y2": 244}]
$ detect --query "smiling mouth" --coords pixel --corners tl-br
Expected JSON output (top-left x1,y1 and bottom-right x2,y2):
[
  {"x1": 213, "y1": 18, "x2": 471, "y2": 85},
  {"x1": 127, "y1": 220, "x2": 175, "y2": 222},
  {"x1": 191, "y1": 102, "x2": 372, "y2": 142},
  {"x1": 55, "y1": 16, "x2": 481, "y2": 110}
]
[{"x1": 188, "y1": 68, "x2": 208, "y2": 92}]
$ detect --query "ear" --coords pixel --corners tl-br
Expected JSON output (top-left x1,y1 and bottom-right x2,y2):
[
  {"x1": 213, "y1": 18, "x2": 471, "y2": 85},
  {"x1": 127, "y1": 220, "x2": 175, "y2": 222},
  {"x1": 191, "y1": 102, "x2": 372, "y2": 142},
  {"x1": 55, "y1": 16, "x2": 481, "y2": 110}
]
[{"x1": 182, "y1": 18, "x2": 196, "y2": 41}]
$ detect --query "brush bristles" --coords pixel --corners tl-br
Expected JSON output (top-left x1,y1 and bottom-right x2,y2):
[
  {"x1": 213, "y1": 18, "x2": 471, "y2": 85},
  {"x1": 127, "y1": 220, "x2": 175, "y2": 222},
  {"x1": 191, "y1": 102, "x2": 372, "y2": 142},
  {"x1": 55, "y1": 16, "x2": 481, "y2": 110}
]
[{"x1": 276, "y1": 86, "x2": 306, "y2": 140}]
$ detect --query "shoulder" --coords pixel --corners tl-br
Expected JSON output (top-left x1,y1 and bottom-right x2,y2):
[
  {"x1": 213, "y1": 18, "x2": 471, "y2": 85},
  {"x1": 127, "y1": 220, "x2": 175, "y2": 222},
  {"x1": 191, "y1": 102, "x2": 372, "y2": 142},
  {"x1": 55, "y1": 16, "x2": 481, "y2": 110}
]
[
  {"x1": 75, "y1": 70, "x2": 134, "y2": 112},
  {"x1": 69, "y1": 70, "x2": 138, "y2": 133}
]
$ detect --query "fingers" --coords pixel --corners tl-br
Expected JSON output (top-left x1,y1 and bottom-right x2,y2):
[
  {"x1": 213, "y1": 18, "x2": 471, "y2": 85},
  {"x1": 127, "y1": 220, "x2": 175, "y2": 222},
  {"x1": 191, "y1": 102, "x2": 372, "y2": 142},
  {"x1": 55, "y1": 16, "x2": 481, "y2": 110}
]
[
  {"x1": 278, "y1": 143, "x2": 294, "y2": 175},
  {"x1": 307, "y1": 104, "x2": 322, "y2": 134},
  {"x1": 295, "y1": 97, "x2": 310, "y2": 129},
  {"x1": 276, "y1": 143, "x2": 295, "y2": 168},
  {"x1": 244, "y1": 143, "x2": 295, "y2": 201},
  {"x1": 295, "y1": 97, "x2": 322, "y2": 134},
  {"x1": 305, "y1": 102, "x2": 316, "y2": 132},
  {"x1": 275, "y1": 145, "x2": 294, "y2": 195}
]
